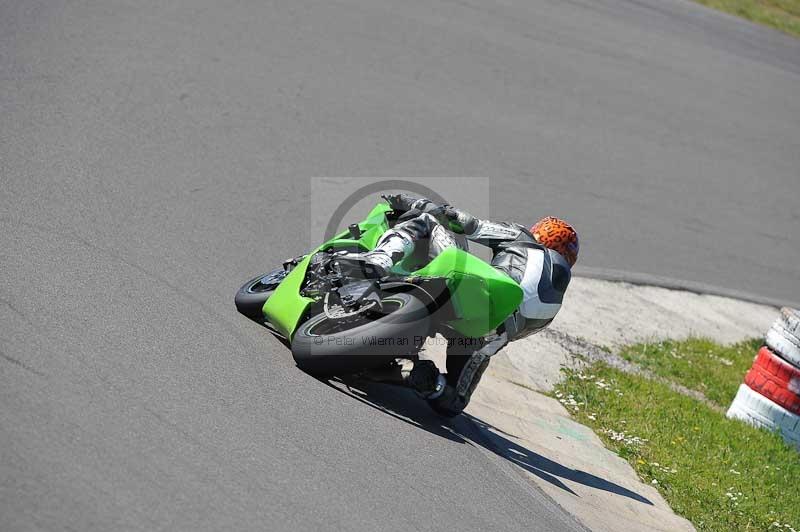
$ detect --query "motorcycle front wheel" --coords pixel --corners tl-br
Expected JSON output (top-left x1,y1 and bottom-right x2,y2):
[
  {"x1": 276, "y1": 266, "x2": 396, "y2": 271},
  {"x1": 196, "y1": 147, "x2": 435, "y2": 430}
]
[
  {"x1": 234, "y1": 268, "x2": 287, "y2": 321},
  {"x1": 291, "y1": 292, "x2": 431, "y2": 376}
]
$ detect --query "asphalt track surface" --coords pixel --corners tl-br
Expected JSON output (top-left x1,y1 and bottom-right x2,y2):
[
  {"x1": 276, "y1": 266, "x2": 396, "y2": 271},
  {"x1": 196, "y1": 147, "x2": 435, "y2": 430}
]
[{"x1": 2, "y1": 0, "x2": 799, "y2": 530}]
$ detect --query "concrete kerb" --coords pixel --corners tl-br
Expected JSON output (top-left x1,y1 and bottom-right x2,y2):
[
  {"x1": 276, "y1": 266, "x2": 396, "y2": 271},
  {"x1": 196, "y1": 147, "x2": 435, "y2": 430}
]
[{"x1": 445, "y1": 275, "x2": 780, "y2": 532}]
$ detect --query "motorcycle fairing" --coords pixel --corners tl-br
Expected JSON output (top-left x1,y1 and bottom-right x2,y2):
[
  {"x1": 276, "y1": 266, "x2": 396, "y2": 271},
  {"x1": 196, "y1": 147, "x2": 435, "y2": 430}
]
[{"x1": 262, "y1": 202, "x2": 522, "y2": 340}]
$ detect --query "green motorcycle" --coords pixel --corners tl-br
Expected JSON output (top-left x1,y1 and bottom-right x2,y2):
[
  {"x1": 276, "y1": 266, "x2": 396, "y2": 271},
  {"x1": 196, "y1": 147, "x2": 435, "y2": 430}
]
[{"x1": 235, "y1": 201, "x2": 522, "y2": 375}]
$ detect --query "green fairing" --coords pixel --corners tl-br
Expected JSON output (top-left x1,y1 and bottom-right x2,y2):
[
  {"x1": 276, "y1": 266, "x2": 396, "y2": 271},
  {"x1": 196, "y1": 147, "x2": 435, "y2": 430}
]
[
  {"x1": 262, "y1": 202, "x2": 522, "y2": 339},
  {"x1": 262, "y1": 254, "x2": 315, "y2": 338},
  {"x1": 411, "y1": 247, "x2": 522, "y2": 337},
  {"x1": 262, "y1": 202, "x2": 392, "y2": 338}
]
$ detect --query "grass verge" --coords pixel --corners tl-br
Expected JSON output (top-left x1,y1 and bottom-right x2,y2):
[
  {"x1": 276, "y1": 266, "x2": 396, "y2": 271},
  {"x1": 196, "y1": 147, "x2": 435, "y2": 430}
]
[
  {"x1": 619, "y1": 338, "x2": 762, "y2": 406},
  {"x1": 692, "y1": 0, "x2": 800, "y2": 38},
  {"x1": 555, "y1": 338, "x2": 800, "y2": 532}
]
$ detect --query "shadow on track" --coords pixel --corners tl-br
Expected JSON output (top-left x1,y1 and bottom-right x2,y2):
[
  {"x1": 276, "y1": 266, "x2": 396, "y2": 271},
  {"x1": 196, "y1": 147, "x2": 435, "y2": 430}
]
[
  {"x1": 321, "y1": 375, "x2": 653, "y2": 506},
  {"x1": 463, "y1": 414, "x2": 653, "y2": 505}
]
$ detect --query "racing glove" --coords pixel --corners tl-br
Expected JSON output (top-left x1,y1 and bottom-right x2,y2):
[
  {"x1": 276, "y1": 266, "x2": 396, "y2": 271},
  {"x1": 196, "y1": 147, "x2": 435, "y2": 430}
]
[
  {"x1": 382, "y1": 193, "x2": 424, "y2": 213},
  {"x1": 431, "y1": 205, "x2": 478, "y2": 235},
  {"x1": 382, "y1": 194, "x2": 478, "y2": 235}
]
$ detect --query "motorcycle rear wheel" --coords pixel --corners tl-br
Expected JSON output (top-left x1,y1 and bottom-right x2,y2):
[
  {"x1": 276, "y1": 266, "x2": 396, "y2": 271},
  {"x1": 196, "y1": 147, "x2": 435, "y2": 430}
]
[{"x1": 291, "y1": 292, "x2": 431, "y2": 376}]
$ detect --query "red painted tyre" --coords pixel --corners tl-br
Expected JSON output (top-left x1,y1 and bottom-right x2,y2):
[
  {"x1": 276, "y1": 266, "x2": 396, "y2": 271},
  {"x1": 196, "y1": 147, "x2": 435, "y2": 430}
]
[{"x1": 744, "y1": 346, "x2": 800, "y2": 415}]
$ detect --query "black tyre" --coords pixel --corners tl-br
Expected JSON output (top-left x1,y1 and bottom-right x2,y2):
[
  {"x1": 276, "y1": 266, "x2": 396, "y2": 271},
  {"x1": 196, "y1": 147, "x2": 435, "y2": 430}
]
[
  {"x1": 234, "y1": 269, "x2": 287, "y2": 321},
  {"x1": 292, "y1": 292, "x2": 431, "y2": 376}
]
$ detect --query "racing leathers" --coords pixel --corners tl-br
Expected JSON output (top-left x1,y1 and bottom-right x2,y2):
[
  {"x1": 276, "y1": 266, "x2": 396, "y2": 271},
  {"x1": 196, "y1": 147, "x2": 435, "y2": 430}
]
[{"x1": 355, "y1": 194, "x2": 572, "y2": 416}]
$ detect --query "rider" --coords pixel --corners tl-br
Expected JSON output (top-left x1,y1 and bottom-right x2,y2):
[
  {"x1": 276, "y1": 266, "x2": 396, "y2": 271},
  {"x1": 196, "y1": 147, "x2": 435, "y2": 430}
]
[{"x1": 334, "y1": 193, "x2": 579, "y2": 417}]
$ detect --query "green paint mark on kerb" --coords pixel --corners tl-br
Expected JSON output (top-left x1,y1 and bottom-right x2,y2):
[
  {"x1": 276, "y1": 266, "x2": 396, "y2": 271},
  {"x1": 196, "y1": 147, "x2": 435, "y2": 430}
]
[{"x1": 532, "y1": 416, "x2": 591, "y2": 442}]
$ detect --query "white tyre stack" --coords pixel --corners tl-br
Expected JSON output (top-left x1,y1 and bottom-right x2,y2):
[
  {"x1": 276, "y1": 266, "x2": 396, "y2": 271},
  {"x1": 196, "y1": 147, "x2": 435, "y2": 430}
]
[
  {"x1": 727, "y1": 384, "x2": 800, "y2": 449},
  {"x1": 765, "y1": 310, "x2": 800, "y2": 367},
  {"x1": 727, "y1": 307, "x2": 800, "y2": 450}
]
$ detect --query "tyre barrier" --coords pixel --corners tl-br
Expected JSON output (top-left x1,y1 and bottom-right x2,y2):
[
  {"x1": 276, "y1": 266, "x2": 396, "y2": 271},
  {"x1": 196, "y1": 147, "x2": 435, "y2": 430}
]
[
  {"x1": 766, "y1": 324, "x2": 800, "y2": 368},
  {"x1": 766, "y1": 307, "x2": 800, "y2": 366},
  {"x1": 726, "y1": 384, "x2": 800, "y2": 450},
  {"x1": 744, "y1": 347, "x2": 800, "y2": 415},
  {"x1": 727, "y1": 308, "x2": 800, "y2": 450}
]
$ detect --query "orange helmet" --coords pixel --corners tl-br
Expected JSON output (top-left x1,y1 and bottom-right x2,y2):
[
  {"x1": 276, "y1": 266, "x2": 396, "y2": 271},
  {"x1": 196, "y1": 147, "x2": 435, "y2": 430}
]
[{"x1": 531, "y1": 217, "x2": 579, "y2": 266}]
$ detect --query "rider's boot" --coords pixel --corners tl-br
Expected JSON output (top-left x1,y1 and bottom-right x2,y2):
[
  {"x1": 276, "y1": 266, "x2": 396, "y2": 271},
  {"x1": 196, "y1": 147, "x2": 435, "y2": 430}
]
[
  {"x1": 331, "y1": 251, "x2": 391, "y2": 279},
  {"x1": 406, "y1": 360, "x2": 447, "y2": 400},
  {"x1": 332, "y1": 224, "x2": 417, "y2": 279}
]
